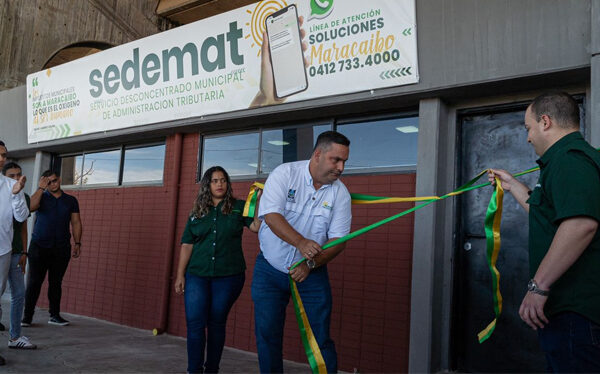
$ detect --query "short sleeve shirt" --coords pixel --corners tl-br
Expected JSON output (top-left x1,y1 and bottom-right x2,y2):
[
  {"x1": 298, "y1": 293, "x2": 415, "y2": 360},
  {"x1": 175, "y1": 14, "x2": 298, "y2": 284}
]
[
  {"x1": 181, "y1": 199, "x2": 253, "y2": 277},
  {"x1": 31, "y1": 190, "x2": 80, "y2": 248},
  {"x1": 527, "y1": 131, "x2": 600, "y2": 324},
  {"x1": 258, "y1": 160, "x2": 352, "y2": 273}
]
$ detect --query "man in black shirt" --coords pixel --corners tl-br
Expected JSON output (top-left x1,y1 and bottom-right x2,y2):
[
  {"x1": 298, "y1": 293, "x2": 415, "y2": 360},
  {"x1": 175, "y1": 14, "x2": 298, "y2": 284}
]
[{"x1": 22, "y1": 170, "x2": 82, "y2": 327}]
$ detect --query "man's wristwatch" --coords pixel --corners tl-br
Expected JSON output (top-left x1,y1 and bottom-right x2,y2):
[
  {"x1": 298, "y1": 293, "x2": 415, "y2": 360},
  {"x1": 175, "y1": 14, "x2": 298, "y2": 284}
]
[
  {"x1": 527, "y1": 279, "x2": 549, "y2": 296},
  {"x1": 306, "y1": 259, "x2": 316, "y2": 270}
]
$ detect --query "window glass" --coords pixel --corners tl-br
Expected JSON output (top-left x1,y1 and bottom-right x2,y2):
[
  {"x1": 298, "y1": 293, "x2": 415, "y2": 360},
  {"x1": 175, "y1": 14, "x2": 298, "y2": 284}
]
[
  {"x1": 82, "y1": 149, "x2": 121, "y2": 185},
  {"x1": 60, "y1": 155, "x2": 83, "y2": 185},
  {"x1": 260, "y1": 124, "x2": 330, "y2": 173},
  {"x1": 203, "y1": 133, "x2": 259, "y2": 177},
  {"x1": 338, "y1": 116, "x2": 419, "y2": 169},
  {"x1": 122, "y1": 144, "x2": 165, "y2": 184}
]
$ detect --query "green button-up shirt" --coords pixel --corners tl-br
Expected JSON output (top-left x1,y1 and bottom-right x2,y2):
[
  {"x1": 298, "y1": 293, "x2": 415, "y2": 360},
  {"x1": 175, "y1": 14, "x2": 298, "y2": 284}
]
[
  {"x1": 181, "y1": 199, "x2": 253, "y2": 277},
  {"x1": 527, "y1": 131, "x2": 600, "y2": 324}
]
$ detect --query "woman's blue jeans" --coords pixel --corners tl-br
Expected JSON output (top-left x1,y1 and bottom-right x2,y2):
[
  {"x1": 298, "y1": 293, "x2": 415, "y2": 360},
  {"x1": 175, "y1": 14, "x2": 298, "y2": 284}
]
[{"x1": 184, "y1": 272, "x2": 245, "y2": 374}]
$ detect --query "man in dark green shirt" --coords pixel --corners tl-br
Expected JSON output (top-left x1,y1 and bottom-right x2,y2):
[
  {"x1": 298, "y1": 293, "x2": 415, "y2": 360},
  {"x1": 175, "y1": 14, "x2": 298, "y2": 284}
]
[{"x1": 490, "y1": 91, "x2": 600, "y2": 372}]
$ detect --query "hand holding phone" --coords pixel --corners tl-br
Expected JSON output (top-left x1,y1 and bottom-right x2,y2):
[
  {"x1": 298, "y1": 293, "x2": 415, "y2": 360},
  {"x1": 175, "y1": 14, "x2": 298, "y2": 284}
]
[
  {"x1": 266, "y1": 5, "x2": 308, "y2": 98},
  {"x1": 250, "y1": 7, "x2": 308, "y2": 108}
]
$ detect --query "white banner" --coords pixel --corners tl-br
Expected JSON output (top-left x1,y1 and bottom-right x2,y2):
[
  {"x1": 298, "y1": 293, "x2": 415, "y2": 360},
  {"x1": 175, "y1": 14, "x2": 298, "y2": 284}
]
[{"x1": 26, "y1": 0, "x2": 418, "y2": 143}]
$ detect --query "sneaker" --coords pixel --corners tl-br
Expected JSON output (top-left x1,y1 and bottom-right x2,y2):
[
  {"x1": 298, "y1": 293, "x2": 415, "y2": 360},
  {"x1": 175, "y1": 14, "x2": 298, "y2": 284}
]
[
  {"x1": 21, "y1": 318, "x2": 32, "y2": 327},
  {"x1": 8, "y1": 336, "x2": 37, "y2": 349},
  {"x1": 0, "y1": 322, "x2": 5, "y2": 331},
  {"x1": 48, "y1": 315, "x2": 69, "y2": 326}
]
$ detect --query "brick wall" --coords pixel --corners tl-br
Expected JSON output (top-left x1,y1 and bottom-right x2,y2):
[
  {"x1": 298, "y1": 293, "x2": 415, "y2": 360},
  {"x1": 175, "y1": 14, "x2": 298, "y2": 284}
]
[
  {"x1": 37, "y1": 135, "x2": 177, "y2": 329},
  {"x1": 38, "y1": 133, "x2": 415, "y2": 372}
]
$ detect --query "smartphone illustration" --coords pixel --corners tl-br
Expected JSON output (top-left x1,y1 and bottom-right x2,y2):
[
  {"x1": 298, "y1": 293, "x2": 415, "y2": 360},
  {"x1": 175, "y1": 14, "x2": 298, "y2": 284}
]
[{"x1": 265, "y1": 4, "x2": 308, "y2": 99}]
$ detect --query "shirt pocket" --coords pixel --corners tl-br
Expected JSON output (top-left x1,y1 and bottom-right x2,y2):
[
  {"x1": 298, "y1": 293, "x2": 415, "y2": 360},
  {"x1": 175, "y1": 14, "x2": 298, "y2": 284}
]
[
  {"x1": 223, "y1": 213, "x2": 245, "y2": 236},
  {"x1": 312, "y1": 207, "x2": 332, "y2": 237},
  {"x1": 526, "y1": 187, "x2": 543, "y2": 207},
  {"x1": 189, "y1": 215, "x2": 212, "y2": 241}
]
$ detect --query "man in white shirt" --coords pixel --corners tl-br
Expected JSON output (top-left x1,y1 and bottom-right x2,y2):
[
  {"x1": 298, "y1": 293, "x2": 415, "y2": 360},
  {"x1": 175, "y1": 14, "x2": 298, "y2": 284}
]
[
  {"x1": 252, "y1": 131, "x2": 352, "y2": 373},
  {"x1": 0, "y1": 140, "x2": 29, "y2": 366}
]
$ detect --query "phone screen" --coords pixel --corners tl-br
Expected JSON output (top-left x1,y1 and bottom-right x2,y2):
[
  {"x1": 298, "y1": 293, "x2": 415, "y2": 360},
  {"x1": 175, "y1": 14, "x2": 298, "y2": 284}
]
[{"x1": 266, "y1": 5, "x2": 308, "y2": 98}]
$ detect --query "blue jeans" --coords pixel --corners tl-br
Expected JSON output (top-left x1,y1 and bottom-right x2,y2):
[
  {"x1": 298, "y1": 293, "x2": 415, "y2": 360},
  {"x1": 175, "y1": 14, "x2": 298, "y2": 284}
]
[
  {"x1": 184, "y1": 272, "x2": 245, "y2": 374},
  {"x1": 8, "y1": 254, "x2": 26, "y2": 339},
  {"x1": 538, "y1": 312, "x2": 600, "y2": 373},
  {"x1": 251, "y1": 252, "x2": 337, "y2": 373}
]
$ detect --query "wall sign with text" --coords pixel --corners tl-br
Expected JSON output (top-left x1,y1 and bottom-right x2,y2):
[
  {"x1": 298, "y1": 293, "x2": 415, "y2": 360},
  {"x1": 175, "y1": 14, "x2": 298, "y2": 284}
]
[{"x1": 27, "y1": 0, "x2": 418, "y2": 143}]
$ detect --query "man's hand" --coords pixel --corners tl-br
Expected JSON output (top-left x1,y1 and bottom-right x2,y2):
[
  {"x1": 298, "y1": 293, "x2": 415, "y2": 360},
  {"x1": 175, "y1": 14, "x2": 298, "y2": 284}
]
[
  {"x1": 72, "y1": 243, "x2": 81, "y2": 258},
  {"x1": 519, "y1": 291, "x2": 549, "y2": 330},
  {"x1": 487, "y1": 169, "x2": 519, "y2": 191},
  {"x1": 174, "y1": 275, "x2": 185, "y2": 294},
  {"x1": 289, "y1": 262, "x2": 310, "y2": 283},
  {"x1": 488, "y1": 168, "x2": 531, "y2": 212},
  {"x1": 18, "y1": 254, "x2": 27, "y2": 273},
  {"x1": 296, "y1": 238, "x2": 321, "y2": 259},
  {"x1": 38, "y1": 176, "x2": 49, "y2": 190},
  {"x1": 12, "y1": 175, "x2": 26, "y2": 194}
]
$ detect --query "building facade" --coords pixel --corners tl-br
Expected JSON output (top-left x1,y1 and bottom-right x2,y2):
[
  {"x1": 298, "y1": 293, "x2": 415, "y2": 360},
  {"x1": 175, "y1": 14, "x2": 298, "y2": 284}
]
[{"x1": 1, "y1": 1, "x2": 599, "y2": 372}]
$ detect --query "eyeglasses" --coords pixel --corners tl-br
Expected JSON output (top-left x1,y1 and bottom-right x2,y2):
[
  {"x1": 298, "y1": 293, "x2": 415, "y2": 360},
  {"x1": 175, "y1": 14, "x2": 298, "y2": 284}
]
[{"x1": 48, "y1": 178, "x2": 59, "y2": 184}]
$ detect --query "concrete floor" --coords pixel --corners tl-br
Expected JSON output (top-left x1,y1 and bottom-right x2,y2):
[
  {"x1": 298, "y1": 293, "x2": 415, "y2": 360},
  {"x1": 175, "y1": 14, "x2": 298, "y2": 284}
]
[{"x1": 0, "y1": 296, "x2": 311, "y2": 373}]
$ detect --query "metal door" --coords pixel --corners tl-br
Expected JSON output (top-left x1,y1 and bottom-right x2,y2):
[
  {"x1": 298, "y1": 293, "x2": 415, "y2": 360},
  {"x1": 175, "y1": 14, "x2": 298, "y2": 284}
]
[{"x1": 454, "y1": 106, "x2": 545, "y2": 372}]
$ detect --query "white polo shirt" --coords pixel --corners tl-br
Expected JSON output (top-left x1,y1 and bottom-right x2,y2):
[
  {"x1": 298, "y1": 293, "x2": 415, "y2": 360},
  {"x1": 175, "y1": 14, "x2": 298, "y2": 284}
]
[
  {"x1": 258, "y1": 160, "x2": 352, "y2": 273},
  {"x1": 0, "y1": 175, "x2": 29, "y2": 256}
]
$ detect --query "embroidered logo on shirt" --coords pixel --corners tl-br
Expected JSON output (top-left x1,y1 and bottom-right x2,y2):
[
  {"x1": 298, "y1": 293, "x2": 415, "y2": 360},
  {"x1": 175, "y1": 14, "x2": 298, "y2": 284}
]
[
  {"x1": 287, "y1": 189, "x2": 297, "y2": 203},
  {"x1": 322, "y1": 201, "x2": 333, "y2": 210}
]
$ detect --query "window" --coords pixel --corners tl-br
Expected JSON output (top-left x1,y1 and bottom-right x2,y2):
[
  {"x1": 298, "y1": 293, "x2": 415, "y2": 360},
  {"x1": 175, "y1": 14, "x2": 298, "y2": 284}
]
[
  {"x1": 202, "y1": 133, "x2": 260, "y2": 177},
  {"x1": 261, "y1": 125, "x2": 329, "y2": 173},
  {"x1": 58, "y1": 142, "x2": 165, "y2": 187},
  {"x1": 201, "y1": 124, "x2": 331, "y2": 178},
  {"x1": 82, "y1": 149, "x2": 121, "y2": 185},
  {"x1": 338, "y1": 116, "x2": 418, "y2": 170},
  {"x1": 199, "y1": 113, "x2": 419, "y2": 179},
  {"x1": 122, "y1": 144, "x2": 166, "y2": 184},
  {"x1": 60, "y1": 155, "x2": 83, "y2": 185}
]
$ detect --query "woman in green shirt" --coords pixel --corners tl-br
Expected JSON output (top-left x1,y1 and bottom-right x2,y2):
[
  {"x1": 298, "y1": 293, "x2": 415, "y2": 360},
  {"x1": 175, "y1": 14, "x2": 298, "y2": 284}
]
[{"x1": 175, "y1": 166, "x2": 261, "y2": 373}]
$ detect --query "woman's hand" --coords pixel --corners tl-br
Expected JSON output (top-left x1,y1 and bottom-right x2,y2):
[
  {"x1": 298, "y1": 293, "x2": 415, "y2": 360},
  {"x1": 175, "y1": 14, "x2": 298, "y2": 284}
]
[
  {"x1": 249, "y1": 189, "x2": 263, "y2": 233},
  {"x1": 174, "y1": 275, "x2": 185, "y2": 295}
]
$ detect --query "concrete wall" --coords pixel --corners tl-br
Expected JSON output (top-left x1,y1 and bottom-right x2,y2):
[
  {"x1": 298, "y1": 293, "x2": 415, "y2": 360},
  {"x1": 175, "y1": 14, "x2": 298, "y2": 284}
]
[
  {"x1": 1, "y1": 0, "x2": 592, "y2": 157},
  {"x1": 0, "y1": 0, "x2": 166, "y2": 90}
]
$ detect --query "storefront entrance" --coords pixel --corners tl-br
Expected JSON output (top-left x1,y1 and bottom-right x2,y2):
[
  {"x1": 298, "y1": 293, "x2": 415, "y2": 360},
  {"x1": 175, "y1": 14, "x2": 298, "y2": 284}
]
[{"x1": 454, "y1": 105, "x2": 545, "y2": 372}]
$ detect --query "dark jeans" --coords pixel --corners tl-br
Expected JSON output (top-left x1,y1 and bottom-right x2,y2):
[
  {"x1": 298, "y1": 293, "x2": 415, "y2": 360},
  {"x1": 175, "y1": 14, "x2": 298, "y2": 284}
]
[
  {"x1": 251, "y1": 252, "x2": 337, "y2": 373},
  {"x1": 184, "y1": 272, "x2": 245, "y2": 374},
  {"x1": 24, "y1": 241, "x2": 71, "y2": 320},
  {"x1": 538, "y1": 312, "x2": 600, "y2": 373}
]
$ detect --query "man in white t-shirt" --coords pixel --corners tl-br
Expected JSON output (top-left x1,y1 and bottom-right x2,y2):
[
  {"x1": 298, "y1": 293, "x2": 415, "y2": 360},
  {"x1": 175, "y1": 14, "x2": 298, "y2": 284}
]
[
  {"x1": 0, "y1": 140, "x2": 29, "y2": 366},
  {"x1": 252, "y1": 131, "x2": 352, "y2": 373}
]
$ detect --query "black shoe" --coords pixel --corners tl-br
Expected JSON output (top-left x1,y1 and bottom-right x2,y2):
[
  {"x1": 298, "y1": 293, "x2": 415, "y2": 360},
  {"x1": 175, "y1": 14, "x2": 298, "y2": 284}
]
[
  {"x1": 0, "y1": 322, "x2": 5, "y2": 331},
  {"x1": 0, "y1": 354, "x2": 5, "y2": 365},
  {"x1": 48, "y1": 315, "x2": 69, "y2": 326},
  {"x1": 21, "y1": 318, "x2": 32, "y2": 327}
]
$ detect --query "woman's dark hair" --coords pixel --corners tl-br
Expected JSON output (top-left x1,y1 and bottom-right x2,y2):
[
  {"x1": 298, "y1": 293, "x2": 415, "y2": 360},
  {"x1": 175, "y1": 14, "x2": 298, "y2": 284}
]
[{"x1": 191, "y1": 166, "x2": 235, "y2": 218}]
